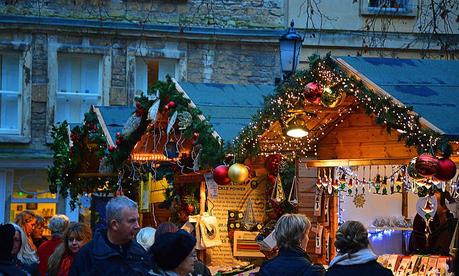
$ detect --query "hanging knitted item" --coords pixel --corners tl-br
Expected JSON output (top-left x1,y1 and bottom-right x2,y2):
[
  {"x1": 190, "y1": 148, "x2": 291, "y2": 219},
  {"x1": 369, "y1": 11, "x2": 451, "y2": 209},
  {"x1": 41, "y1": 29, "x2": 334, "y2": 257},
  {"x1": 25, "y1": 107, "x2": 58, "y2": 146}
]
[
  {"x1": 147, "y1": 99, "x2": 160, "y2": 122},
  {"x1": 271, "y1": 174, "x2": 285, "y2": 203},
  {"x1": 288, "y1": 175, "x2": 299, "y2": 206},
  {"x1": 166, "y1": 111, "x2": 178, "y2": 135},
  {"x1": 121, "y1": 113, "x2": 141, "y2": 136}
]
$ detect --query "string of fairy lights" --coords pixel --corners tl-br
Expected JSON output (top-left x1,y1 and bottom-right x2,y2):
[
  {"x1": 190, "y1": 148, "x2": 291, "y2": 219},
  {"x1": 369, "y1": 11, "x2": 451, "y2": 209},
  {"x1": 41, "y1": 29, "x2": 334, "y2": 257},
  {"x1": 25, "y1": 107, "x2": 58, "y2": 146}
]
[{"x1": 233, "y1": 55, "x2": 450, "y2": 162}]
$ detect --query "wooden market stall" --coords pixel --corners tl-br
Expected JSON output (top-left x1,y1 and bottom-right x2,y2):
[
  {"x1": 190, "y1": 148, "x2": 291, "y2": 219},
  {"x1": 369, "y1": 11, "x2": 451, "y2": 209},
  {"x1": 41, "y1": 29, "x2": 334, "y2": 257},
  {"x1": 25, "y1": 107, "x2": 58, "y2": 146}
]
[{"x1": 233, "y1": 55, "x2": 459, "y2": 274}]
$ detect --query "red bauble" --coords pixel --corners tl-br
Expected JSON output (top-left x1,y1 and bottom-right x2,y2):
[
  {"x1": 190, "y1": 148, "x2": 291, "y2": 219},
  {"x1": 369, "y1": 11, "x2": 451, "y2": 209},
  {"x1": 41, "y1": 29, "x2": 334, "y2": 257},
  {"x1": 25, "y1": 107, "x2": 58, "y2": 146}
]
[
  {"x1": 116, "y1": 132, "x2": 120, "y2": 137},
  {"x1": 305, "y1": 82, "x2": 323, "y2": 104},
  {"x1": 213, "y1": 165, "x2": 231, "y2": 185},
  {"x1": 193, "y1": 132, "x2": 199, "y2": 140},
  {"x1": 434, "y1": 158, "x2": 457, "y2": 181},
  {"x1": 164, "y1": 105, "x2": 169, "y2": 112},
  {"x1": 187, "y1": 204, "x2": 195, "y2": 214},
  {"x1": 108, "y1": 146, "x2": 116, "y2": 152},
  {"x1": 116, "y1": 139, "x2": 121, "y2": 145},
  {"x1": 135, "y1": 101, "x2": 141, "y2": 109},
  {"x1": 168, "y1": 101, "x2": 176, "y2": 108},
  {"x1": 415, "y1": 153, "x2": 439, "y2": 177}
]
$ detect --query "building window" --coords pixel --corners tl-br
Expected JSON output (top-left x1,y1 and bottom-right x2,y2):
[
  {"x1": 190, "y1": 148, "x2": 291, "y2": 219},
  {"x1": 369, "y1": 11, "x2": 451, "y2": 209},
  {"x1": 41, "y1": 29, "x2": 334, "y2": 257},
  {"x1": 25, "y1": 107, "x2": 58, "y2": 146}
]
[
  {"x1": 0, "y1": 53, "x2": 22, "y2": 134},
  {"x1": 10, "y1": 169, "x2": 57, "y2": 237},
  {"x1": 135, "y1": 58, "x2": 177, "y2": 97},
  {"x1": 361, "y1": 0, "x2": 416, "y2": 16},
  {"x1": 56, "y1": 54, "x2": 102, "y2": 124}
]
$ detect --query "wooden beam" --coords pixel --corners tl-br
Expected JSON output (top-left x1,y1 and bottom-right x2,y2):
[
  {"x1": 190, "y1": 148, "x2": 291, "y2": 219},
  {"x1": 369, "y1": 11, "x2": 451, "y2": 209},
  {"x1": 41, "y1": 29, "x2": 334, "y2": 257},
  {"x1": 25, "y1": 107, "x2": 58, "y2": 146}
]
[
  {"x1": 93, "y1": 106, "x2": 115, "y2": 147},
  {"x1": 335, "y1": 57, "x2": 445, "y2": 135},
  {"x1": 304, "y1": 158, "x2": 414, "y2": 167}
]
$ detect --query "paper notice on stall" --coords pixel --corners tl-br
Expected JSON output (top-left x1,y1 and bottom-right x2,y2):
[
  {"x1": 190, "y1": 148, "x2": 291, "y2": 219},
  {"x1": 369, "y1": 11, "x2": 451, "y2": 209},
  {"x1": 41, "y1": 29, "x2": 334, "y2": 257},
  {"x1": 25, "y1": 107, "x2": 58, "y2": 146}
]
[
  {"x1": 206, "y1": 178, "x2": 266, "y2": 268},
  {"x1": 204, "y1": 173, "x2": 218, "y2": 199}
]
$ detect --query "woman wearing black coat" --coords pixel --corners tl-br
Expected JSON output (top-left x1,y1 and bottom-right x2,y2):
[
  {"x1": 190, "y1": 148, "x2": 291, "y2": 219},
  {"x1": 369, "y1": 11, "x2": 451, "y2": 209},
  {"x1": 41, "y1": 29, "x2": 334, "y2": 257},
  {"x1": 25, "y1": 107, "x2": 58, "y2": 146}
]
[
  {"x1": 325, "y1": 220, "x2": 393, "y2": 276},
  {"x1": 258, "y1": 214, "x2": 324, "y2": 276}
]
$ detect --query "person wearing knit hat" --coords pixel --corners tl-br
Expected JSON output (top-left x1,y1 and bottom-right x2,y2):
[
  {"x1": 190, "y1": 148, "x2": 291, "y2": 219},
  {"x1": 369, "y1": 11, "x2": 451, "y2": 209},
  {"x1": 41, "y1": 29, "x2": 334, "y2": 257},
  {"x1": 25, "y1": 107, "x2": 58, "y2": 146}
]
[
  {"x1": 0, "y1": 224, "x2": 28, "y2": 276},
  {"x1": 151, "y1": 229, "x2": 197, "y2": 276}
]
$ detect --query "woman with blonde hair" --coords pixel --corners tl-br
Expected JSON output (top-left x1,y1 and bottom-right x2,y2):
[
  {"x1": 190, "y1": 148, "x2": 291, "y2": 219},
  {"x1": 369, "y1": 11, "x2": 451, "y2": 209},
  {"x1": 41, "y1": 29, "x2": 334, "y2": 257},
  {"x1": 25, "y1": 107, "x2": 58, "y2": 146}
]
[
  {"x1": 326, "y1": 220, "x2": 392, "y2": 276},
  {"x1": 48, "y1": 222, "x2": 92, "y2": 276},
  {"x1": 15, "y1": 210, "x2": 37, "y2": 252},
  {"x1": 259, "y1": 213, "x2": 324, "y2": 276},
  {"x1": 12, "y1": 223, "x2": 39, "y2": 275}
]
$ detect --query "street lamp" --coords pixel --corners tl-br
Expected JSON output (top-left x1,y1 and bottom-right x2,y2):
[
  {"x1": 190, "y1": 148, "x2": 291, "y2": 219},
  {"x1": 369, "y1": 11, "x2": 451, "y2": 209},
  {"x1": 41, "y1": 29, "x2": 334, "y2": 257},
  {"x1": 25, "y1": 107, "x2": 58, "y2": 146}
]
[{"x1": 279, "y1": 20, "x2": 304, "y2": 79}]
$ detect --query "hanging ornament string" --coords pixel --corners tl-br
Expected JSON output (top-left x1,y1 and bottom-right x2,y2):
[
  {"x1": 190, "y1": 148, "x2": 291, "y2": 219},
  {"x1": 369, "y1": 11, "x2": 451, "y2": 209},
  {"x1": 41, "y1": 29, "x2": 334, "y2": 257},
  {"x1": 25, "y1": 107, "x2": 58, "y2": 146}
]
[{"x1": 115, "y1": 172, "x2": 123, "y2": 196}]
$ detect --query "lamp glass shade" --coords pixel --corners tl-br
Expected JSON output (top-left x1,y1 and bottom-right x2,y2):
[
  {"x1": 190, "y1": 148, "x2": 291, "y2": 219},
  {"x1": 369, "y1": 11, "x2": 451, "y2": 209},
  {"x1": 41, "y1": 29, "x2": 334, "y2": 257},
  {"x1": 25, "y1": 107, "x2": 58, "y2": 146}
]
[
  {"x1": 279, "y1": 21, "x2": 303, "y2": 76},
  {"x1": 286, "y1": 117, "x2": 308, "y2": 138}
]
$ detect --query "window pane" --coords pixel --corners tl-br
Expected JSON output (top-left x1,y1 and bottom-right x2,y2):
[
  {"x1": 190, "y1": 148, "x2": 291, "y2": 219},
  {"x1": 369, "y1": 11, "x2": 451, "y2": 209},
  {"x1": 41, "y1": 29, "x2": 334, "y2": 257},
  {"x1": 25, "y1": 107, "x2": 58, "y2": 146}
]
[
  {"x1": 136, "y1": 58, "x2": 148, "y2": 95},
  {"x1": 56, "y1": 54, "x2": 101, "y2": 124},
  {"x1": 1, "y1": 54, "x2": 20, "y2": 92},
  {"x1": 158, "y1": 59, "x2": 176, "y2": 81},
  {"x1": 0, "y1": 93, "x2": 19, "y2": 130},
  {"x1": 58, "y1": 56, "x2": 73, "y2": 93},
  {"x1": 12, "y1": 169, "x2": 56, "y2": 199},
  {"x1": 80, "y1": 56, "x2": 99, "y2": 94}
]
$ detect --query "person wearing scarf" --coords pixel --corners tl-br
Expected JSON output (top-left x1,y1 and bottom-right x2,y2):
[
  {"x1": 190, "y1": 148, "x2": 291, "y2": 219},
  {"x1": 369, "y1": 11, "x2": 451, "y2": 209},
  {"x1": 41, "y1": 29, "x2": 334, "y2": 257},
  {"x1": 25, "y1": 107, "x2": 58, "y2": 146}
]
[
  {"x1": 326, "y1": 220, "x2": 393, "y2": 276},
  {"x1": 259, "y1": 214, "x2": 325, "y2": 276}
]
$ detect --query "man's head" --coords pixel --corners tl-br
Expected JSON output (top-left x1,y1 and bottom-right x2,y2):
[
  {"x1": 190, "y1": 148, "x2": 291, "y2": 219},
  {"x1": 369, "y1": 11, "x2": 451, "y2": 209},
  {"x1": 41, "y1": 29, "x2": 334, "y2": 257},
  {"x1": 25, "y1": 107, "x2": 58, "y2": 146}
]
[{"x1": 106, "y1": 196, "x2": 140, "y2": 245}]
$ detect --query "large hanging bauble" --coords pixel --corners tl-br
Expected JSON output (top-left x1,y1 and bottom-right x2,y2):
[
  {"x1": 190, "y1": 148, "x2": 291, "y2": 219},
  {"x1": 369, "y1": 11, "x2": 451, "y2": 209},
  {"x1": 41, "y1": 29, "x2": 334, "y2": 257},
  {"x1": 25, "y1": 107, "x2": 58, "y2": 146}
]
[
  {"x1": 304, "y1": 82, "x2": 322, "y2": 104},
  {"x1": 213, "y1": 165, "x2": 231, "y2": 185},
  {"x1": 434, "y1": 158, "x2": 457, "y2": 181},
  {"x1": 408, "y1": 158, "x2": 424, "y2": 180},
  {"x1": 415, "y1": 153, "x2": 439, "y2": 177},
  {"x1": 320, "y1": 86, "x2": 346, "y2": 108},
  {"x1": 228, "y1": 163, "x2": 249, "y2": 184},
  {"x1": 265, "y1": 154, "x2": 282, "y2": 175}
]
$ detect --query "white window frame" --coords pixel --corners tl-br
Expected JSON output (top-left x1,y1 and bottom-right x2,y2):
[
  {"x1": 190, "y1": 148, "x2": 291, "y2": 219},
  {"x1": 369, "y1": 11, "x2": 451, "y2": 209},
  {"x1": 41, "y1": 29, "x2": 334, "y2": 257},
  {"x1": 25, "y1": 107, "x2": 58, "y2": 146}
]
[
  {"x1": 134, "y1": 57, "x2": 178, "y2": 99},
  {"x1": 55, "y1": 53, "x2": 103, "y2": 124},
  {"x1": 0, "y1": 52, "x2": 22, "y2": 135},
  {"x1": 360, "y1": 0, "x2": 417, "y2": 16}
]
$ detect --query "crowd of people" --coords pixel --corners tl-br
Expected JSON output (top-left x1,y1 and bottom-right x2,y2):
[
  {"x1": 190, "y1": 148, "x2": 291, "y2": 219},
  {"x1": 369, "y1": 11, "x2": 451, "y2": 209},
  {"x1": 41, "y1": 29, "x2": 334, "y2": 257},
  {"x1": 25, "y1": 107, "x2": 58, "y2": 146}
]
[{"x1": 0, "y1": 196, "x2": 456, "y2": 276}]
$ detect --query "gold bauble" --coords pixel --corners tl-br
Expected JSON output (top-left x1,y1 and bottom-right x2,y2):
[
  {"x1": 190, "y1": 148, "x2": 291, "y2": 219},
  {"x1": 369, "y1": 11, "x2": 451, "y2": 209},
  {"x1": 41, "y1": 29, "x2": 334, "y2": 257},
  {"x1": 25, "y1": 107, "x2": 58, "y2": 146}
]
[{"x1": 228, "y1": 163, "x2": 249, "y2": 184}]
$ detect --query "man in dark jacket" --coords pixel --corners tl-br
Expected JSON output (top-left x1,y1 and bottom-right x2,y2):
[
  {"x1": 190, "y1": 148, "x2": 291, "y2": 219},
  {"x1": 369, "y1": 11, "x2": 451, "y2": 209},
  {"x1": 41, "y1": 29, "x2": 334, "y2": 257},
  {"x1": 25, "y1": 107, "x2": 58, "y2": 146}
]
[{"x1": 69, "y1": 196, "x2": 152, "y2": 276}]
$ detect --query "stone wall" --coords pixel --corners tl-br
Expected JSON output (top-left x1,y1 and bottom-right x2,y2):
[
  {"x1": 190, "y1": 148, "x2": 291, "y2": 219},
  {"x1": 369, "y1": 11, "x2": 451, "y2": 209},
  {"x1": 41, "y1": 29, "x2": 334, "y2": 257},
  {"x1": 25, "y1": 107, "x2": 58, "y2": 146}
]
[
  {"x1": 0, "y1": 0, "x2": 284, "y2": 29},
  {"x1": 0, "y1": 29, "x2": 280, "y2": 153}
]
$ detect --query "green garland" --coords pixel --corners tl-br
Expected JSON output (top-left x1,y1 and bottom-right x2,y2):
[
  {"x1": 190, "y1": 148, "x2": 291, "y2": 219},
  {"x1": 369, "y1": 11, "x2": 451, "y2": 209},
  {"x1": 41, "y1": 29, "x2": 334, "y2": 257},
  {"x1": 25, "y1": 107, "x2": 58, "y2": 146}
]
[
  {"x1": 48, "y1": 76, "x2": 225, "y2": 208},
  {"x1": 234, "y1": 54, "x2": 452, "y2": 161}
]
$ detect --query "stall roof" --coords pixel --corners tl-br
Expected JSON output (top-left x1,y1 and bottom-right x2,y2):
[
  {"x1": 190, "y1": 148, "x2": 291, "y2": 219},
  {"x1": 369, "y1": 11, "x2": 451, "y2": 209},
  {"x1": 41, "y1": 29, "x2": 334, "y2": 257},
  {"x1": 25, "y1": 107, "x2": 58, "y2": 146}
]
[
  {"x1": 95, "y1": 106, "x2": 135, "y2": 144},
  {"x1": 337, "y1": 56, "x2": 459, "y2": 138},
  {"x1": 177, "y1": 82, "x2": 274, "y2": 142}
]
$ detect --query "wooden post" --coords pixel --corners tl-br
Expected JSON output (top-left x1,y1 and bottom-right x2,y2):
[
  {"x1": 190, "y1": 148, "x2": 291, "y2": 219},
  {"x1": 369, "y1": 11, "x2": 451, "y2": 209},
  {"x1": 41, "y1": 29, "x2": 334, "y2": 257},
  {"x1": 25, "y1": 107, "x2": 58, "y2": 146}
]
[
  {"x1": 402, "y1": 183, "x2": 408, "y2": 218},
  {"x1": 200, "y1": 181, "x2": 206, "y2": 214}
]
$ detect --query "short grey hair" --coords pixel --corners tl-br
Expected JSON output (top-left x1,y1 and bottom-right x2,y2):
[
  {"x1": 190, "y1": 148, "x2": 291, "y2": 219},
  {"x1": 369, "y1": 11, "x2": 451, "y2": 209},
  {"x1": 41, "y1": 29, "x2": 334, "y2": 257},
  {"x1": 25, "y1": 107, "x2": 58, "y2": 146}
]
[
  {"x1": 274, "y1": 213, "x2": 311, "y2": 250},
  {"x1": 136, "y1": 227, "x2": 156, "y2": 251},
  {"x1": 106, "y1": 196, "x2": 138, "y2": 224},
  {"x1": 48, "y1": 215, "x2": 70, "y2": 236}
]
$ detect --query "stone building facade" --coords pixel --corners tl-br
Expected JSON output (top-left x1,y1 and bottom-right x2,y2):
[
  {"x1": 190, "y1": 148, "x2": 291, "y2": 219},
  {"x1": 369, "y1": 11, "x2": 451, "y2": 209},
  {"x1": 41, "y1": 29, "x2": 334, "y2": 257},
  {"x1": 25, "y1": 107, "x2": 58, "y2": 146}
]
[{"x1": 0, "y1": 0, "x2": 456, "y2": 223}]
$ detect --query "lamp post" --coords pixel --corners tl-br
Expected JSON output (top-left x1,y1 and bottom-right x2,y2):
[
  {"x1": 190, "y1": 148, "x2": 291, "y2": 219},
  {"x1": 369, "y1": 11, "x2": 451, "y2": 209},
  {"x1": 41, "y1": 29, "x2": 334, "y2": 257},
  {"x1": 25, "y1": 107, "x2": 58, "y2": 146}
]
[{"x1": 279, "y1": 20, "x2": 304, "y2": 80}]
